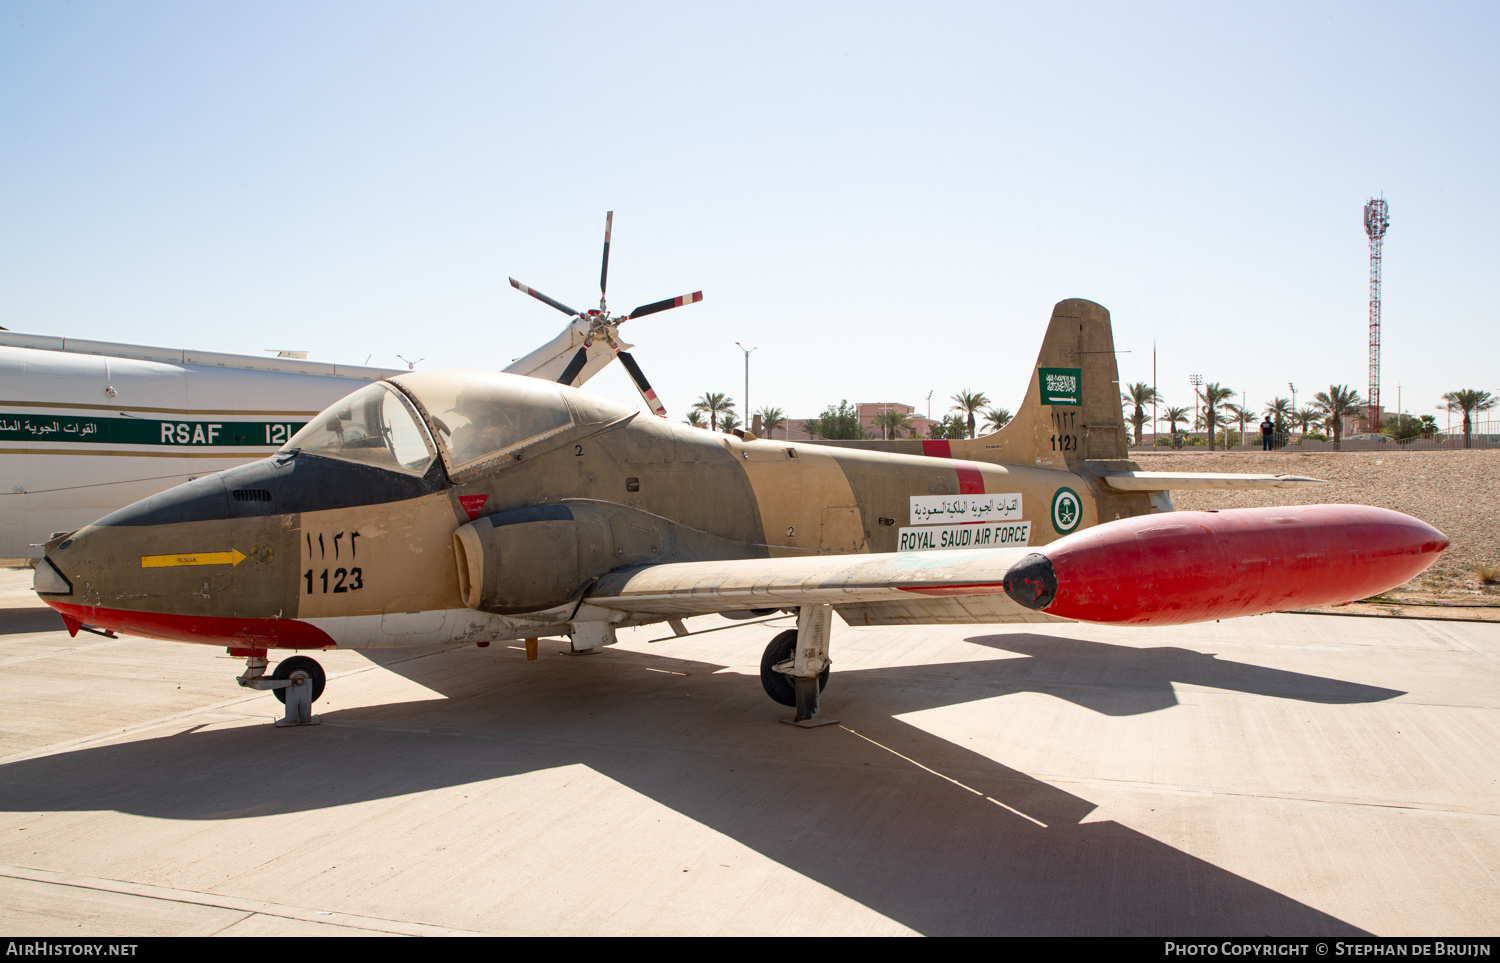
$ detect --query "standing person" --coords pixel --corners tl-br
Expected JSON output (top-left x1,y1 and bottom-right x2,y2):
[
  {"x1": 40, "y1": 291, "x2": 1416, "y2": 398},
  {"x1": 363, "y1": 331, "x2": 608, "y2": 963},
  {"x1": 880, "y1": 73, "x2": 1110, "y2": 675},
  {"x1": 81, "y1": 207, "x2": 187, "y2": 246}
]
[{"x1": 1260, "y1": 415, "x2": 1275, "y2": 451}]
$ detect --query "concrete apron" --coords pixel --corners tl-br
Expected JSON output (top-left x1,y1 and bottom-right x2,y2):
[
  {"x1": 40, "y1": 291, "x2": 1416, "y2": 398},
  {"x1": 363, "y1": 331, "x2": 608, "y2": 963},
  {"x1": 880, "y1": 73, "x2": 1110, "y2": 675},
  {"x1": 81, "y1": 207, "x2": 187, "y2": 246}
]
[{"x1": 0, "y1": 566, "x2": 1496, "y2": 936}]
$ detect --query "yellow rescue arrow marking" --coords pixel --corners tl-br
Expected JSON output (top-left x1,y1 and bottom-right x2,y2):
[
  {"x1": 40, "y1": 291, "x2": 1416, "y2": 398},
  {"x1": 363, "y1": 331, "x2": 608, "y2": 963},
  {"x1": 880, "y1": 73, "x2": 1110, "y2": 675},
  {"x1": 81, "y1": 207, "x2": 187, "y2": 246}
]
[{"x1": 140, "y1": 549, "x2": 247, "y2": 569}]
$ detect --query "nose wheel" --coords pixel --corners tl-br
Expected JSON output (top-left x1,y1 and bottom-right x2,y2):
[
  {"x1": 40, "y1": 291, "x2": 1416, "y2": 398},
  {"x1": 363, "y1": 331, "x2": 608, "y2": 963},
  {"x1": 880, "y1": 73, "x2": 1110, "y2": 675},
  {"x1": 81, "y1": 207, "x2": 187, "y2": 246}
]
[
  {"x1": 271, "y1": 656, "x2": 326, "y2": 705},
  {"x1": 235, "y1": 652, "x2": 324, "y2": 727}
]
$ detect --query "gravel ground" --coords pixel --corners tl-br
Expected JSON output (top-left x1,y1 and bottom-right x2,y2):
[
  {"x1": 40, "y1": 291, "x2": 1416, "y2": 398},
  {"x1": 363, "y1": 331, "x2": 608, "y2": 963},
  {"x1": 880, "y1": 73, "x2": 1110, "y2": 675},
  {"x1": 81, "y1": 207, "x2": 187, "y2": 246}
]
[{"x1": 1135, "y1": 448, "x2": 1500, "y2": 597}]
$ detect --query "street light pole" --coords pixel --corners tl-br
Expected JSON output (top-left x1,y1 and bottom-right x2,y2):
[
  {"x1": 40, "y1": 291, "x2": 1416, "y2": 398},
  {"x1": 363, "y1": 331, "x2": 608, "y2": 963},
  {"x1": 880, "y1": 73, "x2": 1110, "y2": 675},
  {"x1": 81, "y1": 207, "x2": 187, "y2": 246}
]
[
  {"x1": 1190, "y1": 374, "x2": 1203, "y2": 440},
  {"x1": 735, "y1": 342, "x2": 757, "y2": 429}
]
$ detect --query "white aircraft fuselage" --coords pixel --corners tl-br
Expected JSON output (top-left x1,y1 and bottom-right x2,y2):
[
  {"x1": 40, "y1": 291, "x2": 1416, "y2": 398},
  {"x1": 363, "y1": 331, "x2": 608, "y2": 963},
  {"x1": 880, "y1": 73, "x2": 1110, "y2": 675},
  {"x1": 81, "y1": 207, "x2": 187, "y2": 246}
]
[{"x1": 0, "y1": 331, "x2": 401, "y2": 558}]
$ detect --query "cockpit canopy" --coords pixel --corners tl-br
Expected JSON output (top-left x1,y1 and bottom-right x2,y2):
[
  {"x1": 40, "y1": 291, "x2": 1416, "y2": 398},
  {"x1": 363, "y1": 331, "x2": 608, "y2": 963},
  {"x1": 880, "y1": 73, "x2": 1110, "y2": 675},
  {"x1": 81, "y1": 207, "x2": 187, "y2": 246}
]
[
  {"x1": 282, "y1": 381, "x2": 437, "y2": 476},
  {"x1": 394, "y1": 371, "x2": 574, "y2": 474},
  {"x1": 284, "y1": 372, "x2": 595, "y2": 479}
]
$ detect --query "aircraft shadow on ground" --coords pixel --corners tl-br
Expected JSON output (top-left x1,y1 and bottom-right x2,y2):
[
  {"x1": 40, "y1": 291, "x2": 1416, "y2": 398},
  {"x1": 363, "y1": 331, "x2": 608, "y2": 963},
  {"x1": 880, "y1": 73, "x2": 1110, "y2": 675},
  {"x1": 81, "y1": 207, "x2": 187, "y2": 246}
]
[
  {"x1": 0, "y1": 607, "x2": 67, "y2": 636},
  {"x1": 0, "y1": 636, "x2": 1384, "y2": 936},
  {"x1": 956, "y1": 633, "x2": 1406, "y2": 715}
]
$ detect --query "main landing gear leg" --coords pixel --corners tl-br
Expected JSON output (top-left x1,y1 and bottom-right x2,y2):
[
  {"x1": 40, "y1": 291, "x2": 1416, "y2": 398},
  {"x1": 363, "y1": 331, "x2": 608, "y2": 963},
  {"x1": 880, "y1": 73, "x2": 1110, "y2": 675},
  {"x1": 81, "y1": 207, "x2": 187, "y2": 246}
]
[
  {"x1": 234, "y1": 650, "x2": 324, "y2": 727},
  {"x1": 758, "y1": 605, "x2": 838, "y2": 727}
]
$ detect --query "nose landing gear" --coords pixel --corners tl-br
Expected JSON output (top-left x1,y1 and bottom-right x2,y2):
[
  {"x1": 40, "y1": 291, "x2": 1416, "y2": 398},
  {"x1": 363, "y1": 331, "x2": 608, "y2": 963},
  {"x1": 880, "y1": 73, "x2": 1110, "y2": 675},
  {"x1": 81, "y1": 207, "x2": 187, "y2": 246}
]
[{"x1": 234, "y1": 650, "x2": 325, "y2": 727}]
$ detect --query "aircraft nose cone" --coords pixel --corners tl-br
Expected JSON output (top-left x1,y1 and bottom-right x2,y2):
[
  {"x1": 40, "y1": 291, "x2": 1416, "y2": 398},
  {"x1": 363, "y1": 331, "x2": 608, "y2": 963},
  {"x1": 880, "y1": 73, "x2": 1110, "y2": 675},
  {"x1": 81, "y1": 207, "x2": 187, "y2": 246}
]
[
  {"x1": 32, "y1": 553, "x2": 72, "y2": 597},
  {"x1": 90, "y1": 473, "x2": 231, "y2": 528},
  {"x1": 1002, "y1": 553, "x2": 1057, "y2": 610}
]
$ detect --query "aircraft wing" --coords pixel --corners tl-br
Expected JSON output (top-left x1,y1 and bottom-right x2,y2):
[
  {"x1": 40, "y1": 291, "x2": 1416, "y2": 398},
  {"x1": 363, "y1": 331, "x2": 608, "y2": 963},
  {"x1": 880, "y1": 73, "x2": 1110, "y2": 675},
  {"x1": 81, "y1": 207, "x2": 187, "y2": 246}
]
[
  {"x1": 582, "y1": 505, "x2": 1447, "y2": 627},
  {"x1": 1100, "y1": 471, "x2": 1326, "y2": 491},
  {"x1": 583, "y1": 548, "x2": 1038, "y2": 618}
]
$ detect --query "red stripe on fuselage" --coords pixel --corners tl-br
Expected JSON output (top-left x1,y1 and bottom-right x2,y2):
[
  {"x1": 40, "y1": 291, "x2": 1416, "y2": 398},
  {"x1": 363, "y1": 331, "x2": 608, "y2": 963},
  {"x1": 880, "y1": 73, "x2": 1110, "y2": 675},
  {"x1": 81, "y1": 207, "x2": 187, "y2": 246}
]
[
  {"x1": 44, "y1": 601, "x2": 337, "y2": 649},
  {"x1": 918, "y1": 440, "x2": 985, "y2": 493}
]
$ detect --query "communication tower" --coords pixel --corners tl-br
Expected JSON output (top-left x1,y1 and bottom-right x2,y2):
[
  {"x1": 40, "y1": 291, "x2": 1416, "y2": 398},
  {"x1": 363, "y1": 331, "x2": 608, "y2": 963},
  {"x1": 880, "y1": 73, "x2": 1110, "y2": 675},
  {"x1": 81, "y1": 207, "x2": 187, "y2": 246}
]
[{"x1": 1364, "y1": 197, "x2": 1390, "y2": 431}]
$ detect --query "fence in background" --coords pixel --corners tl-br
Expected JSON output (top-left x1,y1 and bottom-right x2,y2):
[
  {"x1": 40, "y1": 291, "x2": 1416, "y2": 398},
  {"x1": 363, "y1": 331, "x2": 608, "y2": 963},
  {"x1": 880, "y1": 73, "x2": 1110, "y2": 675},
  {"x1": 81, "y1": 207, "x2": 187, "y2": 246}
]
[{"x1": 1138, "y1": 421, "x2": 1500, "y2": 452}]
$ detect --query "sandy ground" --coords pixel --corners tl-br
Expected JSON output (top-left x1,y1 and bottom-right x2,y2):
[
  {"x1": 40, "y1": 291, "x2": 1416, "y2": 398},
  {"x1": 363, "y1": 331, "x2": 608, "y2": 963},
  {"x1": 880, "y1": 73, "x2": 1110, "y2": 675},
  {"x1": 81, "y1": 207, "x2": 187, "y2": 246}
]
[{"x1": 1136, "y1": 448, "x2": 1500, "y2": 611}]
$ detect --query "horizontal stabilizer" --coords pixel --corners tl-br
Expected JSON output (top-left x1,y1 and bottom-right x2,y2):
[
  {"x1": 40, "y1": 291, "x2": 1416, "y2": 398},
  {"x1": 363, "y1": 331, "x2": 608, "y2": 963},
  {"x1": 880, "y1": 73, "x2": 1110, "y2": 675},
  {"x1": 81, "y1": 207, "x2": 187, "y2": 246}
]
[{"x1": 1100, "y1": 471, "x2": 1326, "y2": 491}]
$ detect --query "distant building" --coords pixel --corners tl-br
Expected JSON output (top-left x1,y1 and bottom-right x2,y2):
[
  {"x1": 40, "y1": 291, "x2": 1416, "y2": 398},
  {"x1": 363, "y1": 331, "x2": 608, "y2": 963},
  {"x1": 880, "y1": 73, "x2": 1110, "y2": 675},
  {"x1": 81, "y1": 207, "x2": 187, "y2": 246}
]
[
  {"x1": 782, "y1": 401, "x2": 937, "y2": 441},
  {"x1": 1354, "y1": 406, "x2": 1384, "y2": 434}
]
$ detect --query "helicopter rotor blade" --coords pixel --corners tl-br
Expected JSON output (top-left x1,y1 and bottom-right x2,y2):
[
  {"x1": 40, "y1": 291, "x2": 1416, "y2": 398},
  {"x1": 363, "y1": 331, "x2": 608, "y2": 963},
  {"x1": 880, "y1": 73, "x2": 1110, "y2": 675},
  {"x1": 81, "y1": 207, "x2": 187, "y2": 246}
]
[
  {"x1": 599, "y1": 210, "x2": 613, "y2": 304},
  {"x1": 556, "y1": 347, "x2": 590, "y2": 386},
  {"x1": 625, "y1": 291, "x2": 703, "y2": 321},
  {"x1": 510, "y1": 278, "x2": 581, "y2": 318},
  {"x1": 613, "y1": 348, "x2": 667, "y2": 418}
]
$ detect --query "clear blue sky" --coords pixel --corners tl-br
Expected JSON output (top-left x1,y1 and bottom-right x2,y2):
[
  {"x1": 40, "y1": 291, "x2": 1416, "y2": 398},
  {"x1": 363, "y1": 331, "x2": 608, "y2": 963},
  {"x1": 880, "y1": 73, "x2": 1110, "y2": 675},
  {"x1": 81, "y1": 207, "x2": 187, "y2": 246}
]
[{"x1": 3, "y1": 1, "x2": 1496, "y2": 429}]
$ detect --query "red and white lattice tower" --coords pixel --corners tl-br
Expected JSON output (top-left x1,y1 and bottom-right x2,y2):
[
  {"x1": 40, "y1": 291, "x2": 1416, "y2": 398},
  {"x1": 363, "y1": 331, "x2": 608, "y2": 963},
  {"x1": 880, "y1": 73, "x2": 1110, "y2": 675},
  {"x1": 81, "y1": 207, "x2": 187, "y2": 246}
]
[{"x1": 1364, "y1": 197, "x2": 1390, "y2": 431}]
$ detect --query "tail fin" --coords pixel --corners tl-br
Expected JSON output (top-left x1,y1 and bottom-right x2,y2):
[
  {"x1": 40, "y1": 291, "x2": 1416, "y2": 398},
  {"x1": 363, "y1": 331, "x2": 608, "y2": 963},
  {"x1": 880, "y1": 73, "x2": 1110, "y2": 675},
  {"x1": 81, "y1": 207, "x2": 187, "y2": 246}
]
[
  {"x1": 956, "y1": 298, "x2": 1128, "y2": 469},
  {"x1": 799, "y1": 298, "x2": 1130, "y2": 470}
]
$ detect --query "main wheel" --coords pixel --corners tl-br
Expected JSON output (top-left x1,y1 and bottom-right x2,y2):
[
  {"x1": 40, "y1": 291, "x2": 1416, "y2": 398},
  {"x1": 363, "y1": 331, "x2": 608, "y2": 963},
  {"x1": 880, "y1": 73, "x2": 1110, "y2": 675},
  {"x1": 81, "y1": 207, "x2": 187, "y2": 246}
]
[
  {"x1": 271, "y1": 655, "x2": 326, "y2": 705},
  {"x1": 759, "y1": 629, "x2": 829, "y2": 707}
]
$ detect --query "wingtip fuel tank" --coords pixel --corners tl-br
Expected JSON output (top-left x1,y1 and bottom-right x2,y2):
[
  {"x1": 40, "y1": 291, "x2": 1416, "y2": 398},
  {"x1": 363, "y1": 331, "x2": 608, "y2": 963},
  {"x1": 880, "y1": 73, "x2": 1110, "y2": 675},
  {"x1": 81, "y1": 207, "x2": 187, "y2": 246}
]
[{"x1": 1003, "y1": 505, "x2": 1449, "y2": 626}]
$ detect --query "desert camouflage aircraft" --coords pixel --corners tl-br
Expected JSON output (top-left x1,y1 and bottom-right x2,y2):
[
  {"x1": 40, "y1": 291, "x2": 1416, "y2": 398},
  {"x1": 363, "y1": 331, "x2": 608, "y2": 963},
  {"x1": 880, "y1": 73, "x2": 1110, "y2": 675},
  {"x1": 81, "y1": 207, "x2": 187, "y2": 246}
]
[{"x1": 32, "y1": 299, "x2": 1449, "y2": 725}]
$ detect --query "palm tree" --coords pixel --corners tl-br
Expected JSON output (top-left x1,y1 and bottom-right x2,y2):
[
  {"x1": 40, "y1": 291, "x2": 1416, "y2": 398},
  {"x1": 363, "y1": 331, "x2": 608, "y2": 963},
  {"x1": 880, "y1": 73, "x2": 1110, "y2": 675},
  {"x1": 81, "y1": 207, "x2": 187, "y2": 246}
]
[
  {"x1": 1313, "y1": 385, "x2": 1363, "y2": 450},
  {"x1": 691, "y1": 392, "x2": 735, "y2": 432},
  {"x1": 1224, "y1": 403, "x2": 1256, "y2": 449},
  {"x1": 1162, "y1": 406, "x2": 1189, "y2": 440},
  {"x1": 949, "y1": 390, "x2": 990, "y2": 440},
  {"x1": 756, "y1": 406, "x2": 785, "y2": 440},
  {"x1": 1265, "y1": 397, "x2": 1293, "y2": 440},
  {"x1": 1441, "y1": 389, "x2": 1497, "y2": 449},
  {"x1": 981, "y1": 407, "x2": 1013, "y2": 433},
  {"x1": 719, "y1": 411, "x2": 741, "y2": 434},
  {"x1": 1197, "y1": 382, "x2": 1235, "y2": 451},
  {"x1": 1294, "y1": 406, "x2": 1320, "y2": 436},
  {"x1": 929, "y1": 414, "x2": 967, "y2": 440},
  {"x1": 1120, "y1": 382, "x2": 1161, "y2": 446},
  {"x1": 873, "y1": 409, "x2": 911, "y2": 440},
  {"x1": 684, "y1": 409, "x2": 705, "y2": 429}
]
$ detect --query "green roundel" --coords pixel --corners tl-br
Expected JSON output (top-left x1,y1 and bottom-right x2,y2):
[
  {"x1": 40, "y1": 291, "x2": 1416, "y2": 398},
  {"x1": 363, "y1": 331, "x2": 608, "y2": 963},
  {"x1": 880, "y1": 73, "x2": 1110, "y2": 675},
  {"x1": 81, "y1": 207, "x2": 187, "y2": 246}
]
[{"x1": 1050, "y1": 487, "x2": 1082, "y2": 534}]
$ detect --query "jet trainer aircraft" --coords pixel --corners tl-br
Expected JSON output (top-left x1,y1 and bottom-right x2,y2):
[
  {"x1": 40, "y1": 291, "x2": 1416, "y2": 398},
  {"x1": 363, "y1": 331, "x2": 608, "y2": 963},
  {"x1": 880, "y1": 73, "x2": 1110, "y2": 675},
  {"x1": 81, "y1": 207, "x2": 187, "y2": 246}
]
[{"x1": 31, "y1": 299, "x2": 1449, "y2": 725}]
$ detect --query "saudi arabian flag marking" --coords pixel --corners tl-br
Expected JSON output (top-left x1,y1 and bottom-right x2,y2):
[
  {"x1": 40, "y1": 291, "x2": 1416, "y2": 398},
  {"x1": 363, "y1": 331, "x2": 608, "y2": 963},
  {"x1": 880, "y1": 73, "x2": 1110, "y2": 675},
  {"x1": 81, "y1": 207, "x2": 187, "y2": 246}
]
[{"x1": 1039, "y1": 368, "x2": 1082, "y2": 406}]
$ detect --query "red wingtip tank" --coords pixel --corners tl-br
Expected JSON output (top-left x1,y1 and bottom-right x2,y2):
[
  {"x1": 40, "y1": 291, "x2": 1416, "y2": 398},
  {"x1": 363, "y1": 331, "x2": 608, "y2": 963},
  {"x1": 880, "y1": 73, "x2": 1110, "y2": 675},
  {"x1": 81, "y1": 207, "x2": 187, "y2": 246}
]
[{"x1": 1003, "y1": 505, "x2": 1449, "y2": 626}]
